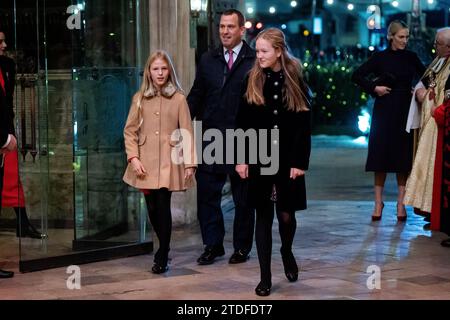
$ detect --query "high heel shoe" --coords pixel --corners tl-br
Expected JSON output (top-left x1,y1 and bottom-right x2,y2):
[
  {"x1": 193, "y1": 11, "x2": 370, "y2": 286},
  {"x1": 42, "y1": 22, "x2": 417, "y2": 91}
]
[
  {"x1": 371, "y1": 202, "x2": 384, "y2": 221},
  {"x1": 281, "y1": 248, "x2": 299, "y2": 282},
  {"x1": 255, "y1": 281, "x2": 271, "y2": 296},
  {"x1": 17, "y1": 221, "x2": 44, "y2": 239},
  {"x1": 397, "y1": 203, "x2": 407, "y2": 222},
  {"x1": 15, "y1": 208, "x2": 45, "y2": 239}
]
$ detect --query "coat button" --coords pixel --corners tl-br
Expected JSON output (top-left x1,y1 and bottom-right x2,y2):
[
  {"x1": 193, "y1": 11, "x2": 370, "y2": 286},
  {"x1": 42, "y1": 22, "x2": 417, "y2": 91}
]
[
  {"x1": 274, "y1": 95, "x2": 278, "y2": 100},
  {"x1": 155, "y1": 111, "x2": 160, "y2": 116},
  {"x1": 273, "y1": 125, "x2": 279, "y2": 129},
  {"x1": 273, "y1": 110, "x2": 278, "y2": 115},
  {"x1": 274, "y1": 82, "x2": 279, "y2": 86},
  {"x1": 155, "y1": 131, "x2": 159, "y2": 135},
  {"x1": 273, "y1": 140, "x2": 278, "y2": 145}
]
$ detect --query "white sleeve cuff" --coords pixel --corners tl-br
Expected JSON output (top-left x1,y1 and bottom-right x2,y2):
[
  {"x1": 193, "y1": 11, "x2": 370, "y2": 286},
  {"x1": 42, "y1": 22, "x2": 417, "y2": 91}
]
[{"x1": 2, "y1": 134, "x2": 11, "y2": 149}]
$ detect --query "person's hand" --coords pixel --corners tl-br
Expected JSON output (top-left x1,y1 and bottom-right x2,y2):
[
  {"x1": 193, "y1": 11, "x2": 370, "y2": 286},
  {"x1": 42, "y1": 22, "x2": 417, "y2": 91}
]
[
  {"x1": 416, "y1": 88, "x2": 428, "y2": 103},
  {"x1": 236, "y1": 164, "x2": 249, "y2": 179},
  {"x1": 185, "y1": 167, "x2": 195, "y2": 181},
  {"x1": 374, "y1": 86, "x2": 391, "y2": 97},
  {"x1": 431, "y1": 105, "x2": 438, "y2": 117},
  {"x1": 131, "y1": 158, "x2": 147, "y2": 179},
  {"x1": 290, "y1": 168, "x2": 305, "y2": 180}
]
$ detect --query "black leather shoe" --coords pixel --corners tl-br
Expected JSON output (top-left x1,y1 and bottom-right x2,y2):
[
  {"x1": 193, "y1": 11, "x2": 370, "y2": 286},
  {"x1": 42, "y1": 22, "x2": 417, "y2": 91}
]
[
  {"x1": 285, "y1": 271, "x2": 298, "y2": 282},
  {"x1": 0, "y1": 269, "x2": 14, "y2": 279},
  {"x1": 441, "y1": 238, "x2": 450, "y2": 247},
  {"x1": 255, "y1": 281, "x2": 271, "y2": 296},
  {"x1": 281, "y1": 249, "x2": 299, "y2": 282},
  {"x1": 423, "y1": 223, "x2": 431, "y2": 231},
  {"x1": 151, "y1": 263, "x2": 169, "y2": 274},
  {"x1": 197, "y1": 246, "x2": 225, "y2": 265},
  {"x1": 229, "y1": 250, "x2": 250, "y2": 264}
]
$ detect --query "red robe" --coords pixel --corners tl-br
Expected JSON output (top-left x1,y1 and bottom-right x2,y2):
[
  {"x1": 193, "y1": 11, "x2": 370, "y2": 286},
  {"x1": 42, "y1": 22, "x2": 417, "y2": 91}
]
[
  {"x1": 431, "y1": 100, "x2": 450, "y2": 230},
  {"x1": 1, "y1": 150, "x2": 25, "y2": 208}
]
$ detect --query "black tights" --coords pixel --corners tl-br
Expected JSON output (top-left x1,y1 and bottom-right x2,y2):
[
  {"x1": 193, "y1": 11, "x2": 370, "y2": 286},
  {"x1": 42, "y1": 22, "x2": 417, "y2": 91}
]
[
  {"x1": 144, "y1": 188, "x2": 172, "y2": 266},
  {"x1": 255, "y1": 205, "x2": 297, "y2": 285}
]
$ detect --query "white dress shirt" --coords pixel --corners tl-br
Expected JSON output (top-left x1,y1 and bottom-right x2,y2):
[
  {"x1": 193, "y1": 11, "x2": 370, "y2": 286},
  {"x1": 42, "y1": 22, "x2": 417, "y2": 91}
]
[{"x1": 224, "y1": 41, "x2": 243, "y2": 65}]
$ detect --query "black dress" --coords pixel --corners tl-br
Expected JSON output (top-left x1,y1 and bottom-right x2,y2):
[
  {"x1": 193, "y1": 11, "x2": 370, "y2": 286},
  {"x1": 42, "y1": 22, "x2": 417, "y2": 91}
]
[
  {"x1": 237, "y1": 69, "x2": 311, "y2": 211},
  {"x1": 352, "y1": 48, "x2": 425, "y2": 173}
]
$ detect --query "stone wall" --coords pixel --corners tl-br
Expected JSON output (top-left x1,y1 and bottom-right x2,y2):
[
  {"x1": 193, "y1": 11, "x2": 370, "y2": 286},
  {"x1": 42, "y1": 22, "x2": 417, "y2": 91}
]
[{"x1": 148, "y1": 0, "x2": 198, "y2": 226}]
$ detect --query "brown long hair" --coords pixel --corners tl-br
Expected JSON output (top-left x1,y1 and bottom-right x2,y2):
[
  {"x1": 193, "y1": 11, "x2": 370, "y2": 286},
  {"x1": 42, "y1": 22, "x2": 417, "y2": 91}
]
[{"x1": 245, "y1": 28, "x2": 309, "y2": 112}]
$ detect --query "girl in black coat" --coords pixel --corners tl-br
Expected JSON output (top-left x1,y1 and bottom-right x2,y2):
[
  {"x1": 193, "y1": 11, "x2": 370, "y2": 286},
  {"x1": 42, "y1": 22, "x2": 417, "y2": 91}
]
[
  {"x1": 352, "y1": 21, "x2": 425, "y2": 221},
  {"x1": 236, "y1": 28, "x2": 311, "y2": 296}
]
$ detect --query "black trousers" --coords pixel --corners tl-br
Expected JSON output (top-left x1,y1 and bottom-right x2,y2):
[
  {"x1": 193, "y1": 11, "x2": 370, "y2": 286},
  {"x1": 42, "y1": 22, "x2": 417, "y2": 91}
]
[
  {"x1": 196, "y1": 169, "x2": 255, "y2": 253},
  {"x1": 144, "y1": 188, "x2": 172, "y2": 266}
]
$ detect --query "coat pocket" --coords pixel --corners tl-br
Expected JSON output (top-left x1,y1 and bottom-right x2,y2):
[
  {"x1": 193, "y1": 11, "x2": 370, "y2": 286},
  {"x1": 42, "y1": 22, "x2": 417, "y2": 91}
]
[
  {"x1": 138, "y1": 134, "x2": 147, "y2": 146},
  {"x1": 169, "y1": 129, "x2": 183, "y2": 147},
  {"x1": 169, "y1": 131, "x2": 184, "y2": 165}
]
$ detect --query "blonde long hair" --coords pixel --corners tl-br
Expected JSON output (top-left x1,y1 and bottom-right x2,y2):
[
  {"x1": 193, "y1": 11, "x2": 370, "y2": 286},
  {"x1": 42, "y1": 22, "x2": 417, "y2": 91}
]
[
  {"x1": 135, "y1": 50, "x2": 183, "y2": 127},
  {"x1": 387, "y1": 20, "x2": 409, "y2": 44},
  {"x1": 246, "y1": 28, "x2": 309, "y2": 112}
]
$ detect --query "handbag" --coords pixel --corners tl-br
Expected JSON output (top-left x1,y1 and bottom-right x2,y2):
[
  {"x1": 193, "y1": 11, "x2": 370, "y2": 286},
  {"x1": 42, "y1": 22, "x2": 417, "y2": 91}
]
[{"x1": 372, "y1": 72, "x2": 396, "y2": 88}]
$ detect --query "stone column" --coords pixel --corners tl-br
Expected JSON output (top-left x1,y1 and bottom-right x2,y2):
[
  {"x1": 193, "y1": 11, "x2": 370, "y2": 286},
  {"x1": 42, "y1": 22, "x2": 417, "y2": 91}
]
[{"x1": 148, "y1": 0, "x2": 197, "y2": 226}]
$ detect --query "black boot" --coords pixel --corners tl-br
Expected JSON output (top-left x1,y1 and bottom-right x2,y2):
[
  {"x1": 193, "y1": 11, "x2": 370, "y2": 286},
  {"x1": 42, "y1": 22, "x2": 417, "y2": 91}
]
[{"x1": 15, "y1": 207, "x2": 43, "y2": 239}]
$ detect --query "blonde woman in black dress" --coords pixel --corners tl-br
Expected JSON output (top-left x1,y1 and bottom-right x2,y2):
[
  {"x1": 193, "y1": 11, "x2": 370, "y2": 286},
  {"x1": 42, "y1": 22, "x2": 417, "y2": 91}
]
[{"x1": 352, "y1": 21, "x2": 425, "y2": 221}]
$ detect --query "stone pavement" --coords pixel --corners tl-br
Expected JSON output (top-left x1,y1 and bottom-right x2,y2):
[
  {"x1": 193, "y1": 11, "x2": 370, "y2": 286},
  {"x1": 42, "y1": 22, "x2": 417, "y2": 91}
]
[{"x1": 1, "y1": 136, "x2": 450, "y2": 300}]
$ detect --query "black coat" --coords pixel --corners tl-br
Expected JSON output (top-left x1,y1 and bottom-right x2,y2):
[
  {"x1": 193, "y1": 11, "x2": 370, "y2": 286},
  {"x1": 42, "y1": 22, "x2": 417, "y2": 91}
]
[
  {"x1": 0, "y1": 87, "x2": 9, "y2": 147},
  {"x1": 352, "y1": 48, "x2": 425, "y2": 172},
  {"x1": 0, "y1": 56, "x2": 16, "y2": 134},
  {"x1": 187, "y1": 41, "x2": 256, "y2": 173},
  {"x1": 236, "y1": 69, "x2": 311, "y2": 211}
]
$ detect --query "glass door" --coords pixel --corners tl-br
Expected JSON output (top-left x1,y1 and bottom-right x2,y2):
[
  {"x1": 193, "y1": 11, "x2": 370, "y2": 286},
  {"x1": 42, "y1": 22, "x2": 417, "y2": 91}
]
[
  {"x1": 72, "y1": 67, "x2": 147, "y2": 250},
  {"x1": 1, "y1": 0, "x2": 152, "y2": 272},
  {"x1": 1, "y1": 0, "x2": 52, "y2": 263}
]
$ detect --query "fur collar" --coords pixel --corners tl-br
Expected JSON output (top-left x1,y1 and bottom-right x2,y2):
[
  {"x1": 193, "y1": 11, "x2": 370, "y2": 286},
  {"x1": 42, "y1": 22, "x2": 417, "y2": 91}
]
[{"x1": 144, "y1": 81, "x2": 177, "y2": 98}]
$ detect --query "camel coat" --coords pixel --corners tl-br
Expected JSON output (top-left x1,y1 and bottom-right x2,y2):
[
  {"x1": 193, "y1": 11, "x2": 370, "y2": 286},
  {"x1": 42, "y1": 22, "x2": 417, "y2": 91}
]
[{"x1": 123, "y1": 88, "x2": 196, "y2": 191}]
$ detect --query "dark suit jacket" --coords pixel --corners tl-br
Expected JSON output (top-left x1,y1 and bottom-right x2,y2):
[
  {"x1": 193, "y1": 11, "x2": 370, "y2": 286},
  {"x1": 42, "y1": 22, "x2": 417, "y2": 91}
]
[{"x1": 187, "y1": 41, "x2": 256, "y2": 173}]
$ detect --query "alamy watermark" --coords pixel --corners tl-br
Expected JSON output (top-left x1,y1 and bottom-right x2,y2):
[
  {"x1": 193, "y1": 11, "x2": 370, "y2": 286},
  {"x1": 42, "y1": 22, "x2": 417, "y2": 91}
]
[
  {"x1": 366, "y1": 5, "x2": 381, "y2": 30},
  {"x1": 170, "y1": 121, "x2": 280, "y2": 176},
  {"x1": 366, "y1": 265, "x2": 381, "y2": 290},
  {"x1": 66, "y1": 265, "x2": 81, "y2": 290},
  {"x1": 66, "y1": 5, "x2": 82, "y2": 30}
]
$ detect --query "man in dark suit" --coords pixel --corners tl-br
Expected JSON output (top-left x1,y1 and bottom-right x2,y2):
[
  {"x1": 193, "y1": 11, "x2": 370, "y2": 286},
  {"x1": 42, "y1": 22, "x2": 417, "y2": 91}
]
[
  {"x1": 187, "y1": 9, "x2": 256, "y2": 265},
  {"x1": 1, "y1": 59, "x2": 17, "y2": 278}
]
